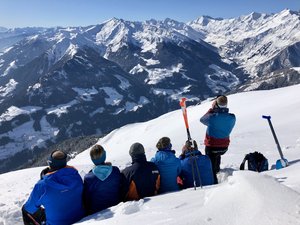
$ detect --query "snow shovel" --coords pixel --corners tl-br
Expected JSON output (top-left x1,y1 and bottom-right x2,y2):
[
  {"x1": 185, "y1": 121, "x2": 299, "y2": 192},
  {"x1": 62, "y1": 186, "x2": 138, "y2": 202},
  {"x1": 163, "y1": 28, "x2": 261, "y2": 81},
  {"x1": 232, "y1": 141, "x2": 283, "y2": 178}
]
[{"x1": 262, "y1": 115, "x2": 289, "y2": 169}]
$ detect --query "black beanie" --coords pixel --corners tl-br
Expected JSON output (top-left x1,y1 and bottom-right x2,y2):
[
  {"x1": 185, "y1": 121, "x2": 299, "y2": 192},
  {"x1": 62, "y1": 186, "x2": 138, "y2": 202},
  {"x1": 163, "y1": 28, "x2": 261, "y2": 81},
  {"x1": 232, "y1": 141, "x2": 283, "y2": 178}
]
[
  {"x1": 129, "y1": 143, "x2": 145, "y2": 157},
  {"x1": 47, "y1": 150, "x2": 67, "y2": 170}
]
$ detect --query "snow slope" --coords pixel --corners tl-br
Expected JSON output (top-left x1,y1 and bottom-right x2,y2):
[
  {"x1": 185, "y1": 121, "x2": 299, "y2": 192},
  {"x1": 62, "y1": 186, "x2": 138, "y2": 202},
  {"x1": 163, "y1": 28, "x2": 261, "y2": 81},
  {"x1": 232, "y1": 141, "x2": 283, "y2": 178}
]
[{"x1": 1, "y1": 84, "x2": 300, "y2": 225}]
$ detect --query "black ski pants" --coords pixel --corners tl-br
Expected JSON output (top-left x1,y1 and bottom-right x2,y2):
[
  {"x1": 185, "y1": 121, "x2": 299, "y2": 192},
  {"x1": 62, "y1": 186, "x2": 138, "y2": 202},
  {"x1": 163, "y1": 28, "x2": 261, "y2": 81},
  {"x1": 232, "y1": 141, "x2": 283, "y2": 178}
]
[{"x1": 205, "y1": 146, "x2": 228, "y2": 184}]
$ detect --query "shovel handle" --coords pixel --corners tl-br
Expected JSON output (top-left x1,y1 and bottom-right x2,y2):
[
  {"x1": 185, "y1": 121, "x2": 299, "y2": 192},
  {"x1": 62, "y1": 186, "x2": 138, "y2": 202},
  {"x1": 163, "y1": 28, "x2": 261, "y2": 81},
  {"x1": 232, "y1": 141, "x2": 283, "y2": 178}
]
[
  {"x1": 262, "y1": 115, "x2": 271, "y2": 120},
  {"x1": 262, "y1": 115, "x2": 285, "y2": 160}
]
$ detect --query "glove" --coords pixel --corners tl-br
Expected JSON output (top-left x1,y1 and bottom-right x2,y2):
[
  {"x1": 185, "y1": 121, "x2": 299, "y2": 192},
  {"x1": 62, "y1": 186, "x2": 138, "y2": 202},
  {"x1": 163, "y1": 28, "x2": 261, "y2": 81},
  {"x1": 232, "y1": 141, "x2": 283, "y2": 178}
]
[
  {"x1": 212, "y1": 99, "x2": 218, "y2": 109},
  {"x1": 184, "y1": 140, "x2": 198, "y2": 150},
  {"x1": 40, "y1": 167, "x2": 50, "y2": 180}
]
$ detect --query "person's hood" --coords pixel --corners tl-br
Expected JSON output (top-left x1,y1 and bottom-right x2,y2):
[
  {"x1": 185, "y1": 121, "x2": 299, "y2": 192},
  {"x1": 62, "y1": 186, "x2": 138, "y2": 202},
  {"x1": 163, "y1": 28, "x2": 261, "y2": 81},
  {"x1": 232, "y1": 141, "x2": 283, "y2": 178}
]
[
  {"x1": 43, "y1": 167, "x2": 82, "y2": 190},
  {"x1": 131, "y1": 154, "x2": 147, "y2": 164},
  {"x1": 152, "y1": 150, "x2": 177, "y2": 162},
  {"x1": 92, "y1": 165, "x2": 113, "y2": 181}
]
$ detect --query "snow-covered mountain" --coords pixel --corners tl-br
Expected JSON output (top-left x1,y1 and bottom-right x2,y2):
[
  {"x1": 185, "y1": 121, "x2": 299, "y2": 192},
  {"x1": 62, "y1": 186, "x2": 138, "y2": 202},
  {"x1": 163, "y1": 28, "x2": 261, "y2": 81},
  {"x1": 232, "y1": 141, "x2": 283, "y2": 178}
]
[
  {"x1": 1, "y1": 84, "x2": 300, "y2": 225},
  {"x1": 188, "y1": 9, "x2": 300, "y2": 83},
  {"x1": 0, "y1": 18, "x2": 240, "y2": 172},
  {"x1": 0, "y1": 9, "x2": 300, "y2": 173}
]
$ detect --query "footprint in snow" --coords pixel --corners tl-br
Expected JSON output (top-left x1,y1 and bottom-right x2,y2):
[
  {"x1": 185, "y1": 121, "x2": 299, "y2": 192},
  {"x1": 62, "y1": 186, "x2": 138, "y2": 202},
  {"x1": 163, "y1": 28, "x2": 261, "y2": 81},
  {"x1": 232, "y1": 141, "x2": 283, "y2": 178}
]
[
  {"x1": 206, "y1": 217, "x2": 212, "y2": 222},
  {"x1": 121, "y1": 199, "x2": 144, "y2": 215},
  {"x1": 217, "y1": 167, "x2": 236, "y2": 184},
  {"x1": 14, "y1": 200, "x2": 25, "y2": 207}
]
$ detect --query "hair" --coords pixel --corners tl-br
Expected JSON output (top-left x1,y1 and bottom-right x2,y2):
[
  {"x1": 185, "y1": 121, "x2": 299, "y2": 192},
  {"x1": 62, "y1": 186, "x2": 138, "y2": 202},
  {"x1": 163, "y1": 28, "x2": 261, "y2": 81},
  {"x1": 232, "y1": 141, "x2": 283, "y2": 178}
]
[
  {"x1": 156, "y1": 137, "x2": 171, "y2": 149},
  {"x1": 90, "y1": 144, "x2": 105, "y2": 160},
  {"x1": 51, "y1": 150, "x2": 67, "y2": 160},
  {"x1": 216, "y1": 95, "x2": 228, "y2": 107},
  {"x1": 48, "y1": 150, "x2": 67, "y2": 170}
]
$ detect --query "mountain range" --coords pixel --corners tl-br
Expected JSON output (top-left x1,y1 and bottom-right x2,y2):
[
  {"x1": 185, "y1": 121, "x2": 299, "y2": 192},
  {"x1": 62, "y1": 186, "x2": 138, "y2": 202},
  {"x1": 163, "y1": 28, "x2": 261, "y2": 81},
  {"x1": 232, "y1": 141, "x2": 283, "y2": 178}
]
[{"x1": 0, "y1": 9, "x2": 299, "y2": 173}]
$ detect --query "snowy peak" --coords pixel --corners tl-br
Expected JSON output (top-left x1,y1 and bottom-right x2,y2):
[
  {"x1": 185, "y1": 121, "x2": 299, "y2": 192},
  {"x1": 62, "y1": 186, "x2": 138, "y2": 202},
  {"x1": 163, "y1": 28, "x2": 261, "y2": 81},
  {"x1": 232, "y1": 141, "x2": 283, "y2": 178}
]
[
  {"x1": 96, "y1": 17, "x2": 132, "y2": 44},
  {"x1": 189, "y1": 9, "x2": 300, "y2": 42},
  {"x1": 245, "y1": 12, "x2": 264, "y2": 20},
  {"x1": 192, "y1": 15, "x2": 223, "y2": 27},
  {"x1": 188, "y1": 9, "x2": 300, "y2": 76}
]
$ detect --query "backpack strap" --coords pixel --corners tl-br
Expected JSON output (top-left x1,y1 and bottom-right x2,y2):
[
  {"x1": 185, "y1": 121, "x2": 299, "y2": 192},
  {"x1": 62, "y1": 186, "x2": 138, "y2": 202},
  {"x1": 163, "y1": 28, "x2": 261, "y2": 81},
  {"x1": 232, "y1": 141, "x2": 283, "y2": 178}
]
[{"x1": 240, "y1": 154, "x2": 249, "y2": 170}]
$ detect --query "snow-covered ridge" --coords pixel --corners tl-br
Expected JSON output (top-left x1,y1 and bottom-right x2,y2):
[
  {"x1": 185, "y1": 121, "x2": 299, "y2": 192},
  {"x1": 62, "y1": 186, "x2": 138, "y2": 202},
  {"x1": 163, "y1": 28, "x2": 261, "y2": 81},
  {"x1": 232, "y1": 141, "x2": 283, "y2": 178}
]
[
  {"x1": 188, "y1": 9, "x2": 300, "y2": 75},
  {"x1": 188, "y1": 9, "x2": 300, "y2": 46},
  {"x1": 1, "y1": 9, "x2": 299, "y2": 78}
]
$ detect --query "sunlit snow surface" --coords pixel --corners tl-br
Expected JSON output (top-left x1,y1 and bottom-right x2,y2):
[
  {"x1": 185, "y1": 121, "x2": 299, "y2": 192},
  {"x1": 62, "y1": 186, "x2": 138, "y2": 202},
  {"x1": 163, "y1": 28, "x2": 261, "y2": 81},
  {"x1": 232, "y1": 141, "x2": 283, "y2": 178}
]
[{"x1": 1, "y1": 84, "x2": 300, "y2": 225}]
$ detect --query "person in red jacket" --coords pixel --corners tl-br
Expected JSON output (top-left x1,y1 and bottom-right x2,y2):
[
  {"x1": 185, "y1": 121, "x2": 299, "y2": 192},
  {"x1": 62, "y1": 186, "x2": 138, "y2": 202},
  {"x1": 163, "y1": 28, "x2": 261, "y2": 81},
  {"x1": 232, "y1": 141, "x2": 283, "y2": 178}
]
[{"x1": 200, "y1": 95, "x2": 236, "y2": 184}]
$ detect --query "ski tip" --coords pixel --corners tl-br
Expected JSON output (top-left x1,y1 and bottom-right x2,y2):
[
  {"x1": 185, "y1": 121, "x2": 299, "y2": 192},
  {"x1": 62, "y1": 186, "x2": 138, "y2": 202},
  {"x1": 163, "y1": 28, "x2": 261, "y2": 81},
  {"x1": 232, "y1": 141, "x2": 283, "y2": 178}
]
[
  {"x1": 180, "y1": 97, "x2": 187, "y2": 106},
  {"x1": 262, "y1": 115, "x2": 271, "y2": 119}
]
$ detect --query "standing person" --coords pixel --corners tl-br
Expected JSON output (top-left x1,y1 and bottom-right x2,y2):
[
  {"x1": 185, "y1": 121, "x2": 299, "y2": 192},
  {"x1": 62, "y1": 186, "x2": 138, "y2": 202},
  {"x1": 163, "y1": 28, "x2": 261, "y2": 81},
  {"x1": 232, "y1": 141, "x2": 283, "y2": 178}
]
[
  {"x1": 151, "y1": 137, "x2": 181, "y2": 193},
  {"x1": 179, "y1": 140, "x2": 214, "y2": 188},
  {"x1": 121, "y1": 142, "x2": 160, "y2": 201},
  {"x1": 200, "y1": 95, "x2": 236, "y2": 184},
  {"x1": 22, "y1": 150, "x2": 85, "y2": 225},
  {"x1": 83, "y1": 145, "x2": 122, "y2": 215}
]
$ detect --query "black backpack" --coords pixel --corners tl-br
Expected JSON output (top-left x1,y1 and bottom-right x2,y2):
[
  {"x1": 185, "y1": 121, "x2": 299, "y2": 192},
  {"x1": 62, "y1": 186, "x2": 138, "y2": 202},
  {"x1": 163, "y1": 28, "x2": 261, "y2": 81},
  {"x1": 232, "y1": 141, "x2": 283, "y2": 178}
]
[{"x1": 240, "y1": 152, "x2": 268, "y2": 172}]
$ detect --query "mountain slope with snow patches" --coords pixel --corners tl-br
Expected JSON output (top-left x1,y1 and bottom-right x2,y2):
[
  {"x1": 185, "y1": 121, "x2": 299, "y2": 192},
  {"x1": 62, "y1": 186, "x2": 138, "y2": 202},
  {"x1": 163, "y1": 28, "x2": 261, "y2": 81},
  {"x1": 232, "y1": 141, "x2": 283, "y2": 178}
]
[
  {"x1": 0, "y1": 84, "x2": 300, "y2": 225},
  {"x1": 0, "y1": 17, "x2": 239, "y2": 172}
]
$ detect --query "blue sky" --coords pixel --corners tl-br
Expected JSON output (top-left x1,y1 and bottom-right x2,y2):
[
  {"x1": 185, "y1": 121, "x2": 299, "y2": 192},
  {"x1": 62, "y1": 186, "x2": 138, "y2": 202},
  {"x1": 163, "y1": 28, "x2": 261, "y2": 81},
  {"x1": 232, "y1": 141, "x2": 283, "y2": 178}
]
[{"x1": 0, "y1": 0, "x2": 299, "y2": 28}]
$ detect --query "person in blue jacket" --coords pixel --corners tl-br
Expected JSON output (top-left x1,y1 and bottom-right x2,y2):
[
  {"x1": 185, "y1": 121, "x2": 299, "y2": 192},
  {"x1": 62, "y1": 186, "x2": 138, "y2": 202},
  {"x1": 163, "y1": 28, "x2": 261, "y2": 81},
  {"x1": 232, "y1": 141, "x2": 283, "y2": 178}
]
[
  {"x1": 200, "y1": 95, "x2": 236, "y2": 184},
  {"x1": 151, "y1": 137, "x2": 181, "y2": 193},
  {"x1": 22, "y1": 150, "x2": 85, "y2": 225},
  {"x1": 83, "y1": 144, "x2": 122, "y2": 215},
  {"x1": 179, "y1": 140, "x2": 214, "y2": 188}
]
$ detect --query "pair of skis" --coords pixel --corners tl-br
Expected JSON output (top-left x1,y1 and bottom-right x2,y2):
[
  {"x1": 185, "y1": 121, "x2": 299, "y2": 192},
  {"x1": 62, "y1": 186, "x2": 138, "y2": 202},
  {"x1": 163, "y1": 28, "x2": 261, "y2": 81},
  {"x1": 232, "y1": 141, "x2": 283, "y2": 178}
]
[{"x1": 179, "y1": 98, "x2": 202, "y2": 189}]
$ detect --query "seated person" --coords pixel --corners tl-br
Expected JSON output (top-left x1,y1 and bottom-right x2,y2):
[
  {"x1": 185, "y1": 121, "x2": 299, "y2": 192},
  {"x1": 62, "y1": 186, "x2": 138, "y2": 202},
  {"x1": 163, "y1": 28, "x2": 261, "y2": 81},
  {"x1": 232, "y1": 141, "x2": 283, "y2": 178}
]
[
  {"x1": 122, "y1": 142, "x2": 160, "y2": 201},
  {"x1": 22, "y1": 150, "x2": 85, "y2": 225},
  {"x1": 83, "y1": 145, "x2": 122, "y2": 215},
  {"x1": 151, "y1": 137, "x2": 181, "y2": 193},
  {"x1": 179, "y1": 140, "x2": 214, "y2": 188}
]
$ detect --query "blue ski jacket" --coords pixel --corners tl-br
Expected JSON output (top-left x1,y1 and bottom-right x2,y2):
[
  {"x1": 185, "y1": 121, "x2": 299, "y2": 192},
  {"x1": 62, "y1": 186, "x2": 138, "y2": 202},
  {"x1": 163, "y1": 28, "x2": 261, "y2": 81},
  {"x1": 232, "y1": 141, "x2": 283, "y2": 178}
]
[
  {"x1": 83, "y1": 165, "x2": 122, "y2": 215},
  {"x1": 151, "y1": 148, "x2": 181, "y2": 193},
  {"x1": 200, "y1": 108, "x2": 236, "y2": 148},
  {"x1": 24, "y1": 166, "x2": 85, "y2": 225},
  {"x1": 180, "y1": 150, "x2": 214, "y2": 188}
]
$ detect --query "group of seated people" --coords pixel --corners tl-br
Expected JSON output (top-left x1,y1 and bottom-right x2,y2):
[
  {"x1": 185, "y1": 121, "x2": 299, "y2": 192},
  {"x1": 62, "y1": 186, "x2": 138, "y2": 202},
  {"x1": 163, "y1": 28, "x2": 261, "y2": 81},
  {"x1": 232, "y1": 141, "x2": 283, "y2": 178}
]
[{"x1": 22, "y1": 137, "x2": 214, "y2": 225}]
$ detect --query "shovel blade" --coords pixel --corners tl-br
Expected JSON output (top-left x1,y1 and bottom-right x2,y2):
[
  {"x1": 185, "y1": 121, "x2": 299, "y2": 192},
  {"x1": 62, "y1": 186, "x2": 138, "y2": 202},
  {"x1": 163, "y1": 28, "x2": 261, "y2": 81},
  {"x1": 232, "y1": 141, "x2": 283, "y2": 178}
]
[{"x1": 276, "y1": 158, "x2": 289, "y2": 169}]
